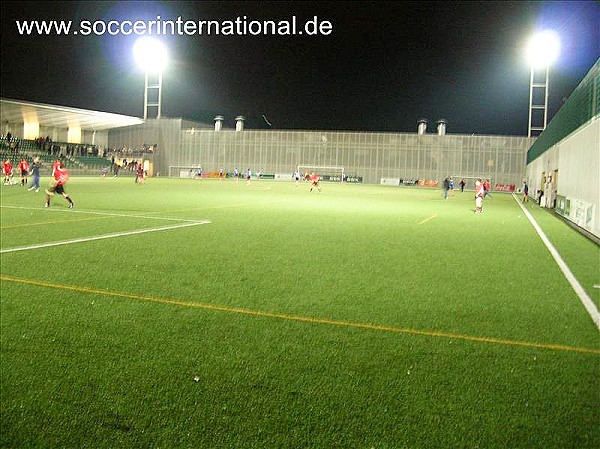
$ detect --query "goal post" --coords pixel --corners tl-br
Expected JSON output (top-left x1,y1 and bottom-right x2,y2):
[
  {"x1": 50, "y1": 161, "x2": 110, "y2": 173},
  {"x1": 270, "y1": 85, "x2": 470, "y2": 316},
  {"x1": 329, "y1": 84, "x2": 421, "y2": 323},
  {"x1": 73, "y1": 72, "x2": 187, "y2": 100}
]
[
  {"x1": 297, "y1": 165, "x2": 346, "y2": 182},
  {"x1": 168, "y1": 165, "x2": 202, "y2": 178},
  {"x1": 450, "y1": 176, "x2": 492, "y2": 190}
]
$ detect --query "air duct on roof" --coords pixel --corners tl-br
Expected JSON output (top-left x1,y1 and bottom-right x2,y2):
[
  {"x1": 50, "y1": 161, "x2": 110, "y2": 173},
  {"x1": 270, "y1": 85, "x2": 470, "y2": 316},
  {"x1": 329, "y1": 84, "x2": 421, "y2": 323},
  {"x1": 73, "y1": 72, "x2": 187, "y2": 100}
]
[
  {"x1": 437, "y1": 119, "x2": 447, "y2": 136},
  {"x1": 235, "y1": 116, "x2": 245, "y2": 132},
  {"x1": 214, "y1": 115, "x2": 224, "y2": 132}
]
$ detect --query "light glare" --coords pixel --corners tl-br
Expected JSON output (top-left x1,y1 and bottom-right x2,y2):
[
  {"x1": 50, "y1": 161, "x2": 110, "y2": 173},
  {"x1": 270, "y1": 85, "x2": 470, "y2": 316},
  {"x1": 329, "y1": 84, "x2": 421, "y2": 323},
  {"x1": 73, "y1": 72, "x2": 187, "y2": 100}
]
[
  {"x1": 527, "y1": 30, "x2": 560, "y2": 68},
  {"x1": 133, "y1": 37, "x2": 168, "y2": 73}
]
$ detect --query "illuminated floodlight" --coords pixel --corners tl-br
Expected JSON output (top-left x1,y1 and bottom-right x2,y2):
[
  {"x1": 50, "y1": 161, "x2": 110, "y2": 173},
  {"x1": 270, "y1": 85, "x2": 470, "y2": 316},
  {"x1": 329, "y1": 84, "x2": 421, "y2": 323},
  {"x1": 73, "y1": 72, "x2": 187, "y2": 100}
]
[
  {"x1": 133, "y1": 37, "x2": 168, "y2": 119},
  {"x1": 526, "y1": 30, "x2": 560, "y2": 68},
  {"x1": 133, "y1": 37, "x2": 168, "y2": 73}
]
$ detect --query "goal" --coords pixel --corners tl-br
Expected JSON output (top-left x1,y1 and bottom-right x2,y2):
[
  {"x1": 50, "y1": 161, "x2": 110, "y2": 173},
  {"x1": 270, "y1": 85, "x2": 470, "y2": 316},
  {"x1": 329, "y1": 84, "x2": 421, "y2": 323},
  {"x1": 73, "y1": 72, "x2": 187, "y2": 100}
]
[
  {"x1": 297, "y1": 165, "x2": 346, "y2": 182},
  {"x1": 450, "y1": 176, "x2": 492, "y2": 190},
  {"x1": 168, "y1": 165, "x2": 203, "y2": 178}
]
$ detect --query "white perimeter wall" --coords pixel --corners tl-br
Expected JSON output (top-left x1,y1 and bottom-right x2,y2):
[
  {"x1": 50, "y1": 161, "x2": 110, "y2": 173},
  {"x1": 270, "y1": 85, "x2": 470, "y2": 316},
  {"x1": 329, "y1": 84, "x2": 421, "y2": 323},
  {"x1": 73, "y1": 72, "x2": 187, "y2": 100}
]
[{"x1": 526, "y1": 117, "x2": 599, "y2": 238}]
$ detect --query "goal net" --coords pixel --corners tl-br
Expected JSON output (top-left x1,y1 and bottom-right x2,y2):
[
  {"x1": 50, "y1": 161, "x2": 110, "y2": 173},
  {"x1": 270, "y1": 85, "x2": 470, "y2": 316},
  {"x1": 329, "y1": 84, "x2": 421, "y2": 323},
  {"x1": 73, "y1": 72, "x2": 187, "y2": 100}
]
[
  {"x1": 450, "y1": 176, "x2": 492, "y2": 190},
  {"x1": 297, "y1": 165, "x2": 345, "y2": 182},
  {"x1": 168, "y1": 165, "x2": 203, "y2": 178}
]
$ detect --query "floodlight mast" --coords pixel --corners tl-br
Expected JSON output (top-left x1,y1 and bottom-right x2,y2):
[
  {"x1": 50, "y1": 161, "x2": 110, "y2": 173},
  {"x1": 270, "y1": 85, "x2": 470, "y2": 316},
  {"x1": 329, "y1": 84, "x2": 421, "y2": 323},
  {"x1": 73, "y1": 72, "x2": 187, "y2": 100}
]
[
  {"x1": 143, "y1": 71, "x2": 163, "y2": 120},
  {"x1": 528, "y1": 65, "x2": 549, "y2": 138},
  {"x1": 133, "y1": 37, "x2": 168, "y2": 120},
  {"x1": 526, "y1": 31, "x2": 560, "y2": 138}
]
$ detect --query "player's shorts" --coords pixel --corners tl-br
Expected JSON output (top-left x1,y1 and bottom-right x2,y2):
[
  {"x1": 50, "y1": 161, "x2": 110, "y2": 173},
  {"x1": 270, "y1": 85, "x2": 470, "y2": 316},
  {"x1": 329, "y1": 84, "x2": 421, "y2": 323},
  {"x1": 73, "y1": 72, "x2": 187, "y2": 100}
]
[
  {"x1": 47, "y1": 183, "x2": 65, "y2": 195},
  {"x1": 475, "y1": 196, "x2": 483, "y2": 208},
  {"x1": 21, "y1": 170, "x2": 28, "y2": 176}
]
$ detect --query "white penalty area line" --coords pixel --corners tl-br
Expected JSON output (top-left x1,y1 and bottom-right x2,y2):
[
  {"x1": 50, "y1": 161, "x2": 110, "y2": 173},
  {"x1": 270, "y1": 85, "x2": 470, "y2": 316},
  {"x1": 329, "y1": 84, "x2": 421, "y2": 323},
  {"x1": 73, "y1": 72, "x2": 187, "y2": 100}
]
[
  {"x1": 0, "y1": 221, "x2": 210, "y2": 254},
  {"x1": 1, "y1": 205, "x2": 200, "y2": 223},
  {"x1": 512, "y1": 194, "x2": 600, "y2": 331}
]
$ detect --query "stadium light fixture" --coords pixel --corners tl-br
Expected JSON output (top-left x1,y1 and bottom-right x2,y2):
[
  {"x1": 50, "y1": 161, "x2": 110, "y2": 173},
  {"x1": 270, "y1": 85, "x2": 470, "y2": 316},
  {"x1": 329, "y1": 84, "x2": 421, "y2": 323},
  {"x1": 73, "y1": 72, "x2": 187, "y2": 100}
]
[
  {"x1": 133, "y1": 37, "x2": 168, "y2": 120},
  {"x1": 526, "y1": 30, "x2": 560, "y2": 138}
]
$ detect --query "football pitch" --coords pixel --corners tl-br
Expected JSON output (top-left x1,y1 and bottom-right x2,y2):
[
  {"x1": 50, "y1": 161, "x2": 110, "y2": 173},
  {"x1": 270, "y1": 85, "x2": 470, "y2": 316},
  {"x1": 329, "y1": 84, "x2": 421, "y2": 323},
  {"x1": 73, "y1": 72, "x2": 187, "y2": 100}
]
[{"x1": 1, "y1": 177, "x2": 599, "y2": 448}]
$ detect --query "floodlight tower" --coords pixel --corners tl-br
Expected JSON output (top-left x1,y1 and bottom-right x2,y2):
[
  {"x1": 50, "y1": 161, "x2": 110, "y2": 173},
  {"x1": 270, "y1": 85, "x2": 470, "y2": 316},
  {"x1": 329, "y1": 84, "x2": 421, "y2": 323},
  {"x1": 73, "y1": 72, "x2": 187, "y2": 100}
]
[
  {"x1": 133, "y1": 37, "x2": 168, "y2": 119},
  {"x1": 526, "y1": 30, "x2": 560, "y2": 137}
]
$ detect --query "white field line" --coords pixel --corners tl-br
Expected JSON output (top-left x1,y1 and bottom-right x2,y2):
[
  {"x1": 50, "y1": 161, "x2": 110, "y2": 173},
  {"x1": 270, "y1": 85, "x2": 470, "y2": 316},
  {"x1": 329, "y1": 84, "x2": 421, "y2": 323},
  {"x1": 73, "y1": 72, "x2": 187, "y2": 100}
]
[
  {"x1": 512, "y1": 194, "x2": 600, "y2": 331},
  {"x1": 1, "y1": 205, "x2": 199, "y2": 223},
  {"x1": 1, "y1": 221, "x2": 210, "y2": 254}
]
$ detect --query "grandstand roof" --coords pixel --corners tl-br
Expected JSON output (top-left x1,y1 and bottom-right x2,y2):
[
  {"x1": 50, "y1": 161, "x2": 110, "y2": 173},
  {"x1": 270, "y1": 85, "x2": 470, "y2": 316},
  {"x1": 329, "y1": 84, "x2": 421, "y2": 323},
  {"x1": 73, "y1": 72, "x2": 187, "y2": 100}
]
[{"x1": 0, "y1": 98, "x2": 144, "y2": 132}]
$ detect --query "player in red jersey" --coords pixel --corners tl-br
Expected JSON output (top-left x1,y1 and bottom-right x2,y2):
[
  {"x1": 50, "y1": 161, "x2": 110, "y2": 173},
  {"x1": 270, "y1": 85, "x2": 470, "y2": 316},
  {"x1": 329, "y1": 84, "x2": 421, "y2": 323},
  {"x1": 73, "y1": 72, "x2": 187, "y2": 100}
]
[
  {"x1": 483, "y1": 179, "x2": 492, "y2": 199},
  {"x1": 51, "y1": 159, "x2": 61, "y2": 177},
  {"x1": 45, "y1": 161, "x2": 74, "y2": 208},
  {"x1": 309, "y1": 172, "x2": 321, "y2": 192},
  {"x1": 2, "y1": 158, "x2": 13, "y2": 185},
  {"x1": 18, "y1": 157, "x2": 30, "y2": 186},
  {"x1": 136, "y1": 163, "x2": 145, "y2": 184}
]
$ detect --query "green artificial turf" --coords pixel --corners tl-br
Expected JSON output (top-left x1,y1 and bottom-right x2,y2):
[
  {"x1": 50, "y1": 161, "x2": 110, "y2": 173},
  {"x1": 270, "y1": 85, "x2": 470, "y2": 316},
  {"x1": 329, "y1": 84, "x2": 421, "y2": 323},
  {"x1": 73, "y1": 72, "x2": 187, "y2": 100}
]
[{"x1": 1, "y1": 177, "x2": 598, "y2": 448}]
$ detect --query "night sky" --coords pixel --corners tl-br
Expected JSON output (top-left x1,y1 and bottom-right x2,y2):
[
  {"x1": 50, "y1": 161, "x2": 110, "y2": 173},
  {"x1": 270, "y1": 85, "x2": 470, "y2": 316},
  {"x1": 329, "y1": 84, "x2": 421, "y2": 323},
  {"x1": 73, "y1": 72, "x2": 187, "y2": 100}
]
[{"x1": 1, "y1": 1, "x2": 599, "y2": 135}]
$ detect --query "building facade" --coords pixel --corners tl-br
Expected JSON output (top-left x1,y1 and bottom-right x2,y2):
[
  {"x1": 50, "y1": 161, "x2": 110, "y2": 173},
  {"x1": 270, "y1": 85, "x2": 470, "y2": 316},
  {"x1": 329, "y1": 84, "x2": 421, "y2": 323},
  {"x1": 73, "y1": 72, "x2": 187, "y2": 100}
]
[{"x1": 109, "y1": 122, "x2": 533, "y2": 187}]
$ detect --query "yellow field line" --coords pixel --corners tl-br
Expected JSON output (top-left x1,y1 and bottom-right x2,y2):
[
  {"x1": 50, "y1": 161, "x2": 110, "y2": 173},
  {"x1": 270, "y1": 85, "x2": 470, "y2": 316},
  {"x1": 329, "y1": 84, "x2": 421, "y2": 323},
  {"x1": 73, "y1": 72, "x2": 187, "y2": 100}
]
[
  {"x1": 419, "y1": 214, "x2": 437, "y2": 225},
  {"x1": 1, "y1": 274, "x2": 598, "y2": 355}
]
